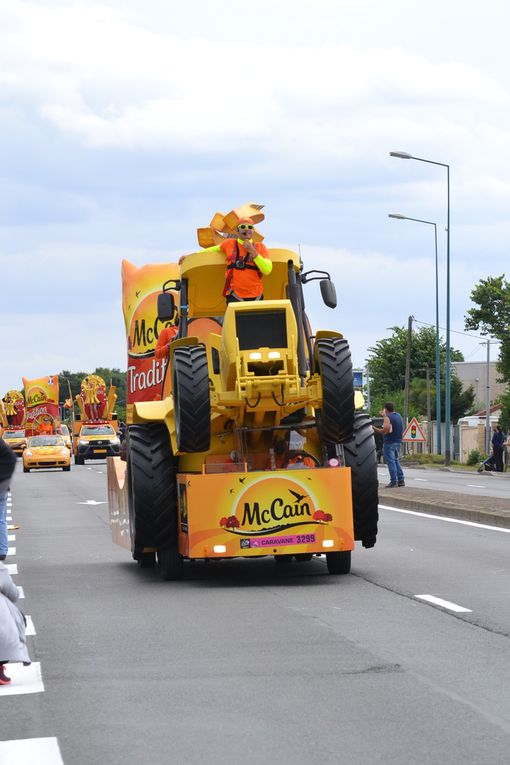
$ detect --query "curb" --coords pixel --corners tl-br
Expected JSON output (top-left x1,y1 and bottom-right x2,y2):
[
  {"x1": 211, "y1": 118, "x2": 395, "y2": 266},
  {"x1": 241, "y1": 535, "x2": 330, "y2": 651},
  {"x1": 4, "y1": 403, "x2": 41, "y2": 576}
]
[{"x1": 379, "y1": 494, "x2": 510, "y2": 529}]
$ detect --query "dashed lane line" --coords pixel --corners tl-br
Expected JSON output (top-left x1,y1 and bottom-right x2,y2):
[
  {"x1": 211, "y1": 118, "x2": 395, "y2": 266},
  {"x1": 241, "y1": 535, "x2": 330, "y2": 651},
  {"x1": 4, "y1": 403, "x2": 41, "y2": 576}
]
[
  {"x1": 467, "y1": 484, "x2": 486, "y2": 488},
  {"x1": 6, "y1": 564, "x2": 18, "y2": 575},
  {"x1": 8, "y1": 534, "x2": 16, "y2": 542},
  {"x1": 17, "y1": 586, "x2": 25, "y2": 598},
  {"x1": 380, "y1": 504, "x2": 510, "y2": 533},
  {"x1": 26, "y1": 615, "x2": 36, "y2": 636},
  {"x1": 0, "y1": 663, "x2": 44, "y2": 696},
  {"x1": 0, "y1": 737, "x2": 63, "y2": 763},
  {"x1": 7, "y1": 546, "x2": 16, "y2": 556},
  {"x1": 415, "y1": 594, "x2": 472, "y2": 613},
  {"x1": 413, "y1": 478, "x2": 428, "y2": 482}
]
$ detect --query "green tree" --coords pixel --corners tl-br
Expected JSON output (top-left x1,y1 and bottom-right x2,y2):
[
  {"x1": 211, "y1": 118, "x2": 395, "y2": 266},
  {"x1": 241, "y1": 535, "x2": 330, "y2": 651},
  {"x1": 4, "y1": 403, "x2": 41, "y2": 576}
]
[
  {"x1": 58, "y1": 368, "x2": 127, "y2": 421},
  {"x1": 367, "y1": 326, "x2": 472, "y2": 423},
  {"x1": 465, "y1": 274, "x2": 510, "y2": 429},
  {"x1": 368, "y1": 325, "x2": 463, "y2": 393}
]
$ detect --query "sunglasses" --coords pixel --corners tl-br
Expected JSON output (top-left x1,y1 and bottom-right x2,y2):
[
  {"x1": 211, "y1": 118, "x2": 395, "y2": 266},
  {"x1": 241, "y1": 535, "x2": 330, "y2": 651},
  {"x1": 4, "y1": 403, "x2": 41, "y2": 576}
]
[{"x1": 238, "y1": 224, "x2": 254, "y2": 230}]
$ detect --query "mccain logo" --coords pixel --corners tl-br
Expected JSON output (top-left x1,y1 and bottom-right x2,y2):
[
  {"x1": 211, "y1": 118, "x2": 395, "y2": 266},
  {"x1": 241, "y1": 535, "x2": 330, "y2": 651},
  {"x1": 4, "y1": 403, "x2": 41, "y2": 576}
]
[
  {"x1": 128, "y1": 291, "x2": 178, "y2": 358},
  {"x1": 219, "y1": 478, "x2": 332, "y2": 536}
]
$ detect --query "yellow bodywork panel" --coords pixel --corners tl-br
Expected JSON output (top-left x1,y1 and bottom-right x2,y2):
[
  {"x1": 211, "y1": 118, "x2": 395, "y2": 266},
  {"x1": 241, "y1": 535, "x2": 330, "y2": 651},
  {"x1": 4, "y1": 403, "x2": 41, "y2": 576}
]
[
  {"x1": 180, "y1": 249, "x2": 300, "y2": 319},
  {"x1": 177, "y1": 467, "x2": 354, "y2": 559}
]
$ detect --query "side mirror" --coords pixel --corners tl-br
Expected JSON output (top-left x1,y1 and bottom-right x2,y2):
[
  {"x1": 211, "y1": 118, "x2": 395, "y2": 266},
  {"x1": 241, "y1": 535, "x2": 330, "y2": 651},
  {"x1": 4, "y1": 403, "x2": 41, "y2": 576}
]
[
  {"x1": 158, "y1": 292, "x2": 176, "y2": 322},
  {"x1": 320, "y1": 279, "x2": 337, "y2": 309}
]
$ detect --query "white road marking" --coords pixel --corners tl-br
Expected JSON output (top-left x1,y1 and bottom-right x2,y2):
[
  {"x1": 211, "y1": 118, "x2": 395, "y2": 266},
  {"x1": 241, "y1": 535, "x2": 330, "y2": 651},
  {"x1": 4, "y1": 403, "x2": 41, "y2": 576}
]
[
  {"x1": 6, "y1": 564, "x2": 18, "y2": 575},
  {"x1": 87, "y1": 467, "x2": 92, "y2": 470},
  {"x1": 0, "y1": 738, "x2": 63, "y2": 764},
  {"x1": 414, "y1": 478, "x2": 428, "y2": 482},
  {"x1": 77, "y1": 500, "x2": 106, "y2": 505},
  {"x1": 96, "y1": 471, "x2": 104, "y2": 474},
  {"x1": 26, "y1": 615, "x2": 36, "y2": 636},
  {"x1": 7, "y1": 515, "x2": 12, "y2": 521},
  {"x1": 467, "y1": 484, "x2": 486, "y2": 489},
  {"x1": 0, "y1": 663, "x2": 44, "y2": 695},
  {"x1": 8, "y1": 534, "x2": 16, "y2": 541},
  {"x1": 8, "y1": 546, "x2": 16, "y2": 556},
  {"x1": 17, "y1": 585, "x2": 25, "y2": 598},
  {"x1": 416, "y1": 594, "x2": 472, "y2": 613},
  {"x1": 380, "y1": 505, "x2": 510, "y2": 534}
]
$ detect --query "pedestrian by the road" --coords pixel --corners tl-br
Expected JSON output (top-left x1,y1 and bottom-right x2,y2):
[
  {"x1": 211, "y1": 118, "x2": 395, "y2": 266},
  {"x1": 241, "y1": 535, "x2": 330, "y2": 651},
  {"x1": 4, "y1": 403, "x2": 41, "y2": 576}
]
[
  {"x1": 0, "y1": 437, "x2": 16, "y2": 562},
  {"x1": 492, "y1": 425, "x2": 506, "y2": 472},
  {"x1": 0, "y1": 561, "x2": 31, "y2": 685},
  {"x1": 373, "y1": 401, "x2": 405, "y2": 488}
]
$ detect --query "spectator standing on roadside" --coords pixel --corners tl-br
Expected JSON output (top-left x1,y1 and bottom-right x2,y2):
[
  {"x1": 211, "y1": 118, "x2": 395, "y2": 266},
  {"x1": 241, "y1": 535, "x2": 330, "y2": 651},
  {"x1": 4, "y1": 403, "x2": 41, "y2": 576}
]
[
  {"x1": 0, "y1": 437, "x2": 16, "y2": 562},
  {"x1": 373, "y1": 401, "x2": 405, "y2": 488},
  {"x1": 0, "y1": 560, "x2": 31, "y2": 685},
  {"x1": 492, "y1": 425, "x2": 506, "y2": 472}
]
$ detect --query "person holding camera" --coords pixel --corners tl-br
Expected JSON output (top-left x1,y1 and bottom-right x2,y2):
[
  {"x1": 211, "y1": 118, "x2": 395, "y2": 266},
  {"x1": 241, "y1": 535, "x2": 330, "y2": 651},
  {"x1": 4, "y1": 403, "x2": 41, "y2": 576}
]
[{"x1": 373, "y1": 401, "x2": 405, "y2": 488}]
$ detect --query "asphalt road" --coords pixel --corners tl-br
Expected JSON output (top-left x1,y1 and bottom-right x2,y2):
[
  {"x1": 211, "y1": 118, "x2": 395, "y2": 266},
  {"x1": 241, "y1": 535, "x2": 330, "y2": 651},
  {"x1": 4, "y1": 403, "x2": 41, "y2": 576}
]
[
  {"x1": 378, "y1": 464, "x2": 510, "y2": 499},
  {"x1": 1, "y1": 461, "x2": 510, "y2": 764}
]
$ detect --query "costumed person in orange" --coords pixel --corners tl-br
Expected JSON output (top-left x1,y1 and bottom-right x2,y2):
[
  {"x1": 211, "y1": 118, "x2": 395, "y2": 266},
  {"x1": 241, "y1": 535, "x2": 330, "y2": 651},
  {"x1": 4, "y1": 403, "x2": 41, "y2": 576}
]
[
  {"x1": 154, "y1": 324, "x2": 179, "y2": 360},
  {"x1": 84, "y1": 377, "x2": 99, "y2": 420},
  {"x1": 3, "y1": 395, "x2": 15, "y2": 426},
  {"x1": 181, "y1": 218, "x2": 273, "y2": 303},
  {"x1": 287, "y1": 452, "x2": 316, "y2": 468},
  {"x1": 39, "y1": 419, "x2": 53, "y2": 435}
]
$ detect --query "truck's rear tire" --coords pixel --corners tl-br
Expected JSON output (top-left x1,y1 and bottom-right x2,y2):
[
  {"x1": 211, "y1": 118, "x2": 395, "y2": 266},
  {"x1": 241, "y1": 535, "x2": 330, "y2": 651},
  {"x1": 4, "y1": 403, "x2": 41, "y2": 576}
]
[
  {"x1": 315, "y1": 338, "x2": 355, "y2": 444},
  {"x1": 127, "y1": 423, "x2": 180, "y2": 574},
  {"x1": 172, "y1": 345, "x2": 211, "y2": 453},
  {"x1": 326, "y1": 550, "x2": 351, "y2": 574},
  {"x1": 343, "y1": 413, "x2": 379, "y2": 548},
  {"x1": 158, "y1": 542, "x2": 183, "y2": 581}
]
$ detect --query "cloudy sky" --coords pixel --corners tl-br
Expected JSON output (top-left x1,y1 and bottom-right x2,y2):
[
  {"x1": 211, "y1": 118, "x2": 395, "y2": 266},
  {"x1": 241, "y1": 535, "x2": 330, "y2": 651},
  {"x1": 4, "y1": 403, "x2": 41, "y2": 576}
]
[{"x1": 1, "y1": 0, "x2": 509, "y2": 392}]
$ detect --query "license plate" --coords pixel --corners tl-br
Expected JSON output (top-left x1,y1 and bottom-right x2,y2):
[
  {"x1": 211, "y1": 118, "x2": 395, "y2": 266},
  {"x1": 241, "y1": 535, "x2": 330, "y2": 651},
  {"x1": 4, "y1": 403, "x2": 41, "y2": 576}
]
[{"x1": 94, "y1": 449, "x2": 107, "y2": 454}]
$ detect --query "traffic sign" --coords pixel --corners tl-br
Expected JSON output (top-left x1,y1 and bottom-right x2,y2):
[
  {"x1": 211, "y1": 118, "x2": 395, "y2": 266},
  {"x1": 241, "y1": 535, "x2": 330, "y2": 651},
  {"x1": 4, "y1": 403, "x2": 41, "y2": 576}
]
[{"x1": 402, "y1": 417, "x2": 426, "y2": 443}]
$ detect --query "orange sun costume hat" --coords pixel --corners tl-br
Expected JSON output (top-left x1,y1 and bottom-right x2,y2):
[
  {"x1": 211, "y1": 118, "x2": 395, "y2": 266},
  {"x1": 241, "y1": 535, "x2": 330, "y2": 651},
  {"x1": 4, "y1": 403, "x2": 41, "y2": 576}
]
[{"x1": 236, "y1": 217, "x2": 255, "y2": 227}]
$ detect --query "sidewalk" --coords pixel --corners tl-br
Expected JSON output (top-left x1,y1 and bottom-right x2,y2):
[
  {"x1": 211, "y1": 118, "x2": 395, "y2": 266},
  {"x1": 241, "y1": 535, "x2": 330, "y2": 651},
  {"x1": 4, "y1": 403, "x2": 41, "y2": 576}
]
[{"x1": 379, "y1": 485, "x2": 510, "y2": 529}]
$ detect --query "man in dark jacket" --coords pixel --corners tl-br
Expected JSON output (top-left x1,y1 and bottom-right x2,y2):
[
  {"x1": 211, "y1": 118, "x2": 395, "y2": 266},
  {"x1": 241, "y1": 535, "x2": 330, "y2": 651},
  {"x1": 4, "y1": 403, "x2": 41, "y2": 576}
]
[
  {"x1": 0, "y1": 438, "x2": 16, "y2": 561},
  {"x1": 492, "y1": 425, "x2": 506, "y2": 472}
]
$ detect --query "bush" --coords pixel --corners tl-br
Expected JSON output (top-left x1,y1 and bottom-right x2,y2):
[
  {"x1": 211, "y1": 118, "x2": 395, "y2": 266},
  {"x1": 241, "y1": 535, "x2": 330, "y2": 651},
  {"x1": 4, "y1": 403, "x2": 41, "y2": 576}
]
[{"x1": 467, "y1": 449, "x2": 483, "y2": 466}]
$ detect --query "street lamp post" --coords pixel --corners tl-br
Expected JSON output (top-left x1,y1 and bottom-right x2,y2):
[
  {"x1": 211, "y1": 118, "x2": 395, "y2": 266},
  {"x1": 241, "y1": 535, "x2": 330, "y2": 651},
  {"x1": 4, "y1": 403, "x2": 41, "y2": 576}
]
[
  {"x1": 388, "y1": 214, "x2": 442, "y2": 454},
  {"x1": 390, "y1": 151, "x2": 451, "y2": 463}
]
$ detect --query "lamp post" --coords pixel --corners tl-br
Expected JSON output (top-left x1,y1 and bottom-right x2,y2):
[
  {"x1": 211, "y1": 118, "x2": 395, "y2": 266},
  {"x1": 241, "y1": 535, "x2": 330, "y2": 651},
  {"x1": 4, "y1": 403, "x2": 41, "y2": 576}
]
[
  {"x1": 390, "y1": 151, "x2": 451, "y2": 463},
  {"x1": 388, "y1": 213, "x2": 442, "y2": 454}
]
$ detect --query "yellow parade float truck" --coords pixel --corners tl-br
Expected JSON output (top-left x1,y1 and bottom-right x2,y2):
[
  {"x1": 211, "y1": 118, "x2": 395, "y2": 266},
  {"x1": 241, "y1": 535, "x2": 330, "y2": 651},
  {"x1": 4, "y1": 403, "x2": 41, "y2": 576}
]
[
  {"x1": 108, "y1": 205, "x2": 379, "y2": 580},
  {"x1": 72, "y1": 375, "x2": 120, "y2": 464}
]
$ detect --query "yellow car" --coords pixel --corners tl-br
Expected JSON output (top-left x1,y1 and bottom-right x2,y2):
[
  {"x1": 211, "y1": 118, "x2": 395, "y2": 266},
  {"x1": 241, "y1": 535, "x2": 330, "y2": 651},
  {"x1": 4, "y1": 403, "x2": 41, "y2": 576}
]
[
  {"x1": 23, "y1": 435, "x2": 71, "y2": 473},
  {"x1": 1, "y1": 428, "x2": 27, "y2": 456}
]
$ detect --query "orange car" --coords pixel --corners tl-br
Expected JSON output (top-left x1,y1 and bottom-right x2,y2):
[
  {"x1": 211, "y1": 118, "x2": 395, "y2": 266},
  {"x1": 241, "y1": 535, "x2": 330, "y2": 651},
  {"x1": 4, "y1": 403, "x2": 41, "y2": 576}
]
[{"x1": 23, "y1": 435, "x2": 71, "y2": 472}]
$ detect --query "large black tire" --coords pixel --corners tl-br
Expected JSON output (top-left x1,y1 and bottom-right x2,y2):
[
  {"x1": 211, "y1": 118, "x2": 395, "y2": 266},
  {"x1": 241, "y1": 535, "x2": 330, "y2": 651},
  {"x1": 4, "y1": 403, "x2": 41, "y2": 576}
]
[
  {"x1": 326, "y1": 550, "x2": 351, "y2": 574},
  {"x1": 343, "y1": 413, "x2": 379, "y2": 548},
  {"x1": 172, "y1": 345, "x2": 211, "y2": 453},
  {"x1": 315, "y1": 338, "x2": 355, "y2": 444},
  {"x1": 158, "y1": 543, "x2": 183, "y2": 581},
  {"x1": 127, "y1": 423, "x2": 181, "y2": 579}
]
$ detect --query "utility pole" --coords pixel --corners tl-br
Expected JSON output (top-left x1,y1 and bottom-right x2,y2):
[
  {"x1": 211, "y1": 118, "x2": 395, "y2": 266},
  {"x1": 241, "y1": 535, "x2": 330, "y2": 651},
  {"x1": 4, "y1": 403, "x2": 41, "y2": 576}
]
[
  {"x1": 403, "y1": 316, "x2": 413, "y2": 427},
  {"x1": 403, "y1": 316, "x2": 413, "y2": 456},
  {"x1": 426, "y1": 366, "x2": 432, "y2": 454}
]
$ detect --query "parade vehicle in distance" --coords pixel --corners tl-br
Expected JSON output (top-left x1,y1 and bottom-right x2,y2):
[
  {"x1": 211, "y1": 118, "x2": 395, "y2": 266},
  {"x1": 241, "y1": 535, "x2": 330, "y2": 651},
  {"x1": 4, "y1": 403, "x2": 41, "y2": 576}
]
[
  {"x1": 1, "y1": 428, "x2": 27, "y2": 456},
  {"x1": 108, "y1": 206, "x2": 379, "y2": 580},
  {"x1": 71, "y1": 374, "x2": 119, "y2": 464},
  {"x1": 74, "y1": 422, "x2": 120, "y2": 464},
  {"x1": 23, "y1": 434, "x2": 71, "y2": 472}
]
